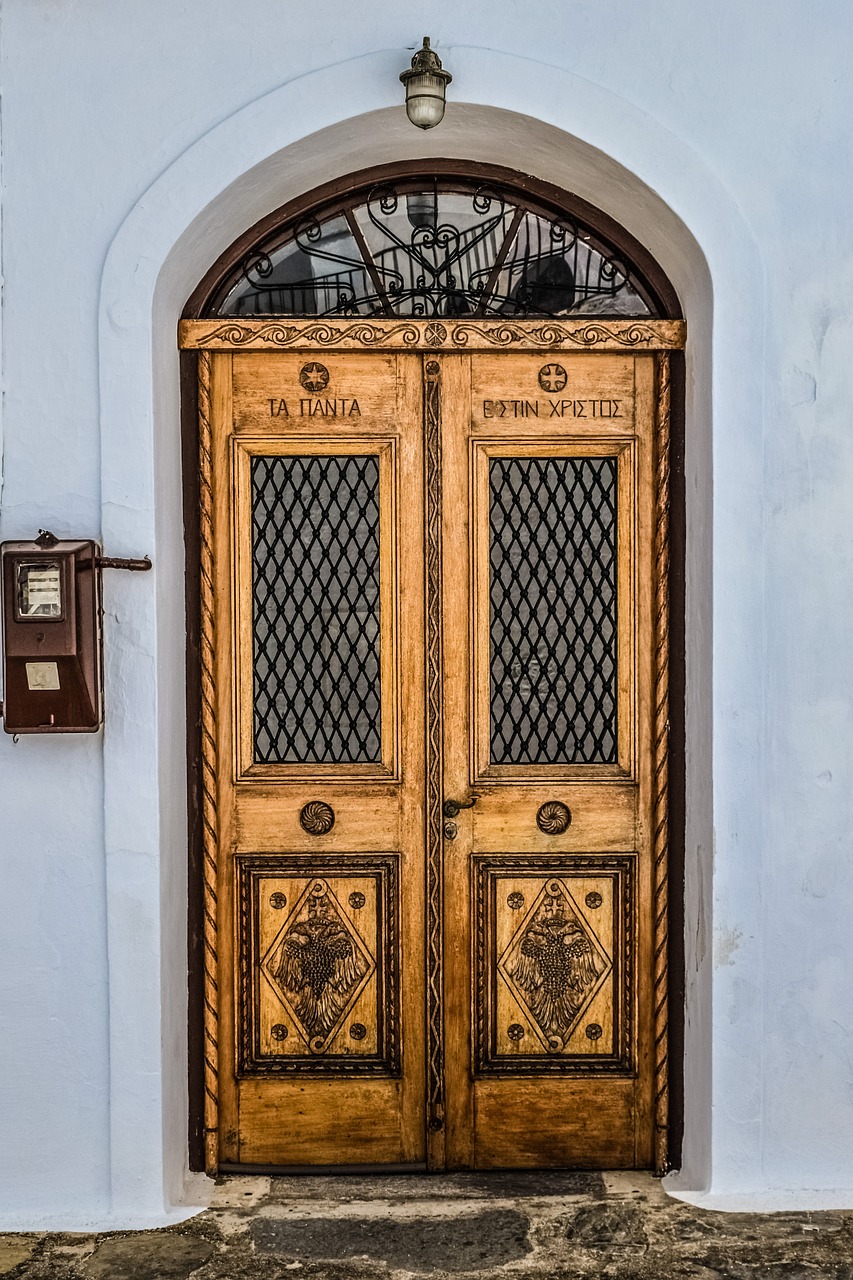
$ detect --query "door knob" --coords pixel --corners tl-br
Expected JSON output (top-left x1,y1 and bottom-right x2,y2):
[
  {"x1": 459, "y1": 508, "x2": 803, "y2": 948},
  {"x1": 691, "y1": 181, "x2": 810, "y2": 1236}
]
[{"x1": 443, "y1": 794, "x2": 479, "y2": 819}]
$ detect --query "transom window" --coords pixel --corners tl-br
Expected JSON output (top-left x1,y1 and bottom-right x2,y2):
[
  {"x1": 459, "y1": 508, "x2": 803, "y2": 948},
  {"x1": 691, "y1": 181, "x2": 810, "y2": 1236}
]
[{"x1": 206, "y1": 176, "x2": 665, "y2": 319}]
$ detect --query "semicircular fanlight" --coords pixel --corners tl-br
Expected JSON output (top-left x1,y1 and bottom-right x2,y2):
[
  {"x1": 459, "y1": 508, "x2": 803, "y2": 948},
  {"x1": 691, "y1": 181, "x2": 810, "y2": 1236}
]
[{"x1": 210, "y1": 177, "x2": 661, "y2": 320}]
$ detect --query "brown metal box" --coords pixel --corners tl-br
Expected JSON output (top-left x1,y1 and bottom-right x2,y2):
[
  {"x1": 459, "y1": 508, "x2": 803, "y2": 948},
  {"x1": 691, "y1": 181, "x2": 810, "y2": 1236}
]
[{"x1": 1, "y1": 538, "x2": 102, "y2": 732}]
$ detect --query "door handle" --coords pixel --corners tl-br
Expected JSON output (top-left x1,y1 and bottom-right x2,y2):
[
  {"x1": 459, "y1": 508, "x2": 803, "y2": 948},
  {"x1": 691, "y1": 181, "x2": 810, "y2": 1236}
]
[{"x1": 443, "y1": 794, "x2": 479, "y2": 819}]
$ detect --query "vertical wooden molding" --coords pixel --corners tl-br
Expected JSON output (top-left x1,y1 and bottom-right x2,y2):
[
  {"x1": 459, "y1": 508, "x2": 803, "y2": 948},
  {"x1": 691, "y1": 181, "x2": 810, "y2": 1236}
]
[
  {"x1": 198, "y1": 349, "x2": 220, "y2": 1175},
  {"x1": 423, "y1": 357, "x2": 446, "y2": 1166},
  {"x1": 652, "y1": 352, "x2": 672, "y2": 1174}
]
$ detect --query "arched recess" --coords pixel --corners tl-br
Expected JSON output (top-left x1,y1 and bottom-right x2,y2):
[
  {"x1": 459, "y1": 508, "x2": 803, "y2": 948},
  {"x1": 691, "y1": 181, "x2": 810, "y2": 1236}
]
[
  {"x1": 179, "y1": 159, "x2": 687, "y2": 1175},
  {"x1": 98, "y1": 61, "x2": 748, "y2": 1219}
]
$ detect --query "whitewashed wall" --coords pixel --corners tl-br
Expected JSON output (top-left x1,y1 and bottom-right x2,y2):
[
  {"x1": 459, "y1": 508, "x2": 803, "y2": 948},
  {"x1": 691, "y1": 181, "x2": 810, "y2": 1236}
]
[{"x1": 0, "y1": 0, "x2": 851, "y2": 1228}]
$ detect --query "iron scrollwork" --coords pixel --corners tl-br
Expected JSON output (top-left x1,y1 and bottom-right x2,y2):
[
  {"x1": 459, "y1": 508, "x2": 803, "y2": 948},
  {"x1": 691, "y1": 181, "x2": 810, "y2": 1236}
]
[{"x1": 217, "y1": 181, "x2": 657, "y2": 321}]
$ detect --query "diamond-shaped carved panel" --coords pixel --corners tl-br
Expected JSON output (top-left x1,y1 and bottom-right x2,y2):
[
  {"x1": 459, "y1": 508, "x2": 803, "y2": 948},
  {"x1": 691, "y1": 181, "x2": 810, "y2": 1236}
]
[
  {"x1": 237, "y1": 854, "x2": 400, "y2": 1075},
  {"x1": 474, "y1": 856, "x2": 633, "y2": 1074},
  {"x1": 251, "y1": 454, "x2": 382, "y2": 764},
  {"x1": 498, "y1": 878, "x2": 611, "y2": 1053},
  {"x1": 489, "y1": 456, "x2": 618, "y2": 765},
  {"x1": 263, "y1": 879, "x2": 374, "y2": 1054}
]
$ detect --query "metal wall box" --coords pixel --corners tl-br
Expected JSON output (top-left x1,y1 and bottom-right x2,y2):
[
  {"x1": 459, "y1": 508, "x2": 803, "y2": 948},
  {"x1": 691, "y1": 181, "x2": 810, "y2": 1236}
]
[{"x1": 1, "y1": 537, "x2": 102, "y2": 733}]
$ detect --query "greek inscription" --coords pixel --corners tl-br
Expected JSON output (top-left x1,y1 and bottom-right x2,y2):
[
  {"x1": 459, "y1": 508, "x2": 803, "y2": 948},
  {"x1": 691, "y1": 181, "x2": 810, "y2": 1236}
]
[
  {"x1": 482, "y1": 398, "x2": 622, "y2": 419},
  {"x1": 299, "y1": 398, "x2": 362, "y2": 417},
  {"x1": 268, "y1": 398, "x2": 363, "y2": 417},
  {"x1": 482, "y1": 399, "x2": 541, "y2": 419}
]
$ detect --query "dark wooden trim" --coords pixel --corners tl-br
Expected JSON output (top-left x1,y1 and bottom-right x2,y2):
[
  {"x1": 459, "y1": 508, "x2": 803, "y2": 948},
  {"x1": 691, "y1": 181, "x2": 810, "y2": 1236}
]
[
  {"x1": 182, "y1": 160, "x2": 682, "y2": 322},
  {"x1": 182, "y1": 348, "x2": 206, "y2": 1174}
]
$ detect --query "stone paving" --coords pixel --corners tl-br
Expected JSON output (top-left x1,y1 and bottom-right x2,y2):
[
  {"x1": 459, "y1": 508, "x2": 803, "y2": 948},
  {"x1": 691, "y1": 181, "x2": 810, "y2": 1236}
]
[{"x1": 2, "y1": 1171, "x2": 853, "y2": 1279}]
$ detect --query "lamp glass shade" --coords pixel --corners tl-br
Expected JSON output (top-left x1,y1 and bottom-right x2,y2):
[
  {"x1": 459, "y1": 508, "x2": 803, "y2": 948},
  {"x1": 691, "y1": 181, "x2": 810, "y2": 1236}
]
[{"x1": 404, "y1": 75, "x2": 447, "y2": 129}]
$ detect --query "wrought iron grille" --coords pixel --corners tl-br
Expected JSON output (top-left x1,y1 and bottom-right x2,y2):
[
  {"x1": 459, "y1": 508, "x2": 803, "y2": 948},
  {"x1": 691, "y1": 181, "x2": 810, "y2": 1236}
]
[
  {"x1": 489, "y1": 456, "x2": 618, "y2": 765},
  {"x1": 251, "y1": 455, "x2": 382, "y2": 764},
  {"x1": 216, "y1": 180, "x2": 656, "y2": 319}
]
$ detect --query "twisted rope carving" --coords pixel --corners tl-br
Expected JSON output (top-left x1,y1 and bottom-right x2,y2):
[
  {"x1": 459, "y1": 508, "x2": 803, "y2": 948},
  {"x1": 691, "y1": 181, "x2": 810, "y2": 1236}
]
[
  {"x1": 423, "y1": 358, "x2": 446, "y2": 1157},
  {"x1": 652, "y1": 352, "x2": 672, "y2": 1175},
  {"x1": 198, "y1": 350, "x2": 220, "y2": 1175}
]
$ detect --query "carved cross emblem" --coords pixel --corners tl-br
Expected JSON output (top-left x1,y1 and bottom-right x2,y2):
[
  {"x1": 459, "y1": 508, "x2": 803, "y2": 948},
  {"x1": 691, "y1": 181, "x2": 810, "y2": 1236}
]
[{"x1": 538, "y1": 363, "x2": 568, "y2": 393}]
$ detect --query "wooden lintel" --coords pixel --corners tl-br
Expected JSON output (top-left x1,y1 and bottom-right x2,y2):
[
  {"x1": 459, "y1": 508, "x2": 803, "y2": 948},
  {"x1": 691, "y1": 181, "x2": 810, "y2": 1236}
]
[{"x1": 179, "y1": 317, "x2": 686, "y2": 353}]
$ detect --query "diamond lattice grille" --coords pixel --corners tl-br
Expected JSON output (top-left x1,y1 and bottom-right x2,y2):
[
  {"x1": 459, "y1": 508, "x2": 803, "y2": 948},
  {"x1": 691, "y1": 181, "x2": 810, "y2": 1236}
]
[
  {"x1": 252, "y1": 455, "x2": 382, "y2": 764},
  {"x1": 489, "y1": 456, "x2": 618, "y2": 764}
]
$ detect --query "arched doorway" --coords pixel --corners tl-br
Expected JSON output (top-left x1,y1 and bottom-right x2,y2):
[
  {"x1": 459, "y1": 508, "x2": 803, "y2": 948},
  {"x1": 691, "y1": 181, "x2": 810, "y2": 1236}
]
[{"x1": 180, "y1": 162, "x2": 685, "y2": 1174}]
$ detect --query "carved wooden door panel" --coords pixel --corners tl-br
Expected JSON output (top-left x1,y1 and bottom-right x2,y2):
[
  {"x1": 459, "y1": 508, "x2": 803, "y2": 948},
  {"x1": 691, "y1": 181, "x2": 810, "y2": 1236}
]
[
  {"x1": 205, "y1": 350, "x2": 427, "y2": 1167},
  {"x1": 438, "y1": 352, "x2": 661, "y2": 1169},
  {"x1": 183, "y1": 319, "x2": 679, "y2": 1172}
]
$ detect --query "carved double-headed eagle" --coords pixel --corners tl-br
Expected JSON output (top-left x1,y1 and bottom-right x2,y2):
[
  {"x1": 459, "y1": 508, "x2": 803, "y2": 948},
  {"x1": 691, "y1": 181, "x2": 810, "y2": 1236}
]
[
  {"x1": 271, "y1": 886, "x2": 368, "y2": 1042},
  {"x1": 510, "y1": 892, "x2": 600, "y2": 1044}
]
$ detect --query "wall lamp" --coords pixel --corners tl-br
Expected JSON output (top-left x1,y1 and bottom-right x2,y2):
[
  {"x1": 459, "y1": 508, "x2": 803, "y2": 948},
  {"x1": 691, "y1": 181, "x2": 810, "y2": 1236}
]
[{"x1": 400, "y1": 37, "x2": 452, "y2": 130}]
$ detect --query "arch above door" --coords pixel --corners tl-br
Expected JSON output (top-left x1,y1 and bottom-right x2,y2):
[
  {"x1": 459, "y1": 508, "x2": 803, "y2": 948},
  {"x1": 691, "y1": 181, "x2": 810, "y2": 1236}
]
[
  {"x1": 184, "y1": 161, "x2": 676, "y2": 325},
  {"x1": 184, "y1": 161, "x2": 682, "y2": 322}
]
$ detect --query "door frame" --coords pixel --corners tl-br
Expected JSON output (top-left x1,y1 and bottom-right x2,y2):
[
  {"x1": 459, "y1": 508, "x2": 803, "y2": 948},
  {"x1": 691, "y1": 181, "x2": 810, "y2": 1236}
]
[{"x1": 179, "y1": 165, "x2": 687, "y2": 1177}]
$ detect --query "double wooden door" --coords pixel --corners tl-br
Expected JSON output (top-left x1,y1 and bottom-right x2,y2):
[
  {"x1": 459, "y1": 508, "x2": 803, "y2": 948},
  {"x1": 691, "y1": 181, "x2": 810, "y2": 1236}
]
[{"x1": 183, "y1": 319, "x2": 680, "y2": 1172}]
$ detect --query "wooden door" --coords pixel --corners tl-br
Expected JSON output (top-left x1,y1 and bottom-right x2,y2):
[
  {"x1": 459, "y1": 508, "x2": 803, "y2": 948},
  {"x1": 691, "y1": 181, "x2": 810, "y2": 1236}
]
[
  {"x1": 181, "y1": 317, "x2": 682, "y2": 1173},
  {"x1": 439, "y1": 351, "x2": 658, "y2": 1169},
  {"x1": 202, "y1": 348, "x2": 426, "y2": 1168}
]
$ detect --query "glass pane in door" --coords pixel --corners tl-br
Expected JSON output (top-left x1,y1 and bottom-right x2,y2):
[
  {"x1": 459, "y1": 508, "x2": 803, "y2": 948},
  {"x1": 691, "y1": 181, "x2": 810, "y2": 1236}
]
[
  {"x1": 489, "y1": 455, "x2": 618, "y2": 764},
  {"x1": 251, "y1": 454, "x2": 382, "y2": 763}
]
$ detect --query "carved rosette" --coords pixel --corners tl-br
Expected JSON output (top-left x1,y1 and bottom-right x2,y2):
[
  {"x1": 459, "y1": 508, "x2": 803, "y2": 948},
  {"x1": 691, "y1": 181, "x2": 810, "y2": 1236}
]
[
  {"x1": 299, "y1": 800, "x2": 335, "y2": 836},
  {"x1": 536, "y1": 801, "x2": 572, "y2": 835}
]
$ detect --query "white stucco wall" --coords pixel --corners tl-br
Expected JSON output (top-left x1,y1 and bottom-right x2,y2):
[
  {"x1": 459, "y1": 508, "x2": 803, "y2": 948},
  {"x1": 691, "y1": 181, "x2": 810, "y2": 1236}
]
[{"x1": 0, "y1": 0, "x2": 851, "y2": 1228}]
